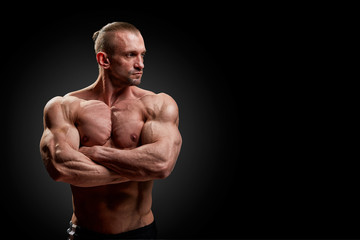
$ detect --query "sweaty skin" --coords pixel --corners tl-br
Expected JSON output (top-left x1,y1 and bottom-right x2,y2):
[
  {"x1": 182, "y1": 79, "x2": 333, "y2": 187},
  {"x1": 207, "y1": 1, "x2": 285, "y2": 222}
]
[{"x1": 39, "y1": 28, "x2": 182, "y2": 234}]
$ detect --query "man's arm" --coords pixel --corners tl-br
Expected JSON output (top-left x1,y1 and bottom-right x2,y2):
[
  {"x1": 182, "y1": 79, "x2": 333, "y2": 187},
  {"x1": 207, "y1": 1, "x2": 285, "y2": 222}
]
[
  {"x1": 39, "y1": 96, "x2": 129, "y2": 187},
  {"x1": 79, "y1": 93, "x2": 182, "y2": 181}
]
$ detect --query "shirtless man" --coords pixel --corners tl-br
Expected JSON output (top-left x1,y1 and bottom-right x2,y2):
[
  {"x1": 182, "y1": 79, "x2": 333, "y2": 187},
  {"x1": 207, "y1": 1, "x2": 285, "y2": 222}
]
[{"x1": 39, "y1": 22, "x2": 182, "y2": 239}]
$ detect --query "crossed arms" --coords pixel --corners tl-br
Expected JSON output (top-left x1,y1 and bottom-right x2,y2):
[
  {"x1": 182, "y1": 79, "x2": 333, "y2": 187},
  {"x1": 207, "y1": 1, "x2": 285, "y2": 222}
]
[{"x1": 39, "y1": 94, "x2": 182, "y2": 187}]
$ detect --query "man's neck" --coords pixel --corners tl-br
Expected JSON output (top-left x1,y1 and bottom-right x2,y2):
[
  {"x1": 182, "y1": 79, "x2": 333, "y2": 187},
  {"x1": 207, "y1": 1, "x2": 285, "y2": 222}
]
[{"x1": 93, "y1": 73, "x2": 133, "y2": 106}]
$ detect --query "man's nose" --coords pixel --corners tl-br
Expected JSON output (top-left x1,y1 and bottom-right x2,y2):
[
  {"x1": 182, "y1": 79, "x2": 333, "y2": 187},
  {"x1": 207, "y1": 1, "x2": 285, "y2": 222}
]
[{"x1": 134, "y1": 57, "x2": 144, "y2": 70}]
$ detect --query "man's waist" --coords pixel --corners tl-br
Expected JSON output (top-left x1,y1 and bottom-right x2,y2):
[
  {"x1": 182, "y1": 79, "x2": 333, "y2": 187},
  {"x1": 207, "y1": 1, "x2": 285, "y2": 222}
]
[
  {"x1": 71, "y1": 209, "x2": 154, "y2": 234},
  {"x1": 67, "y1": 220, "x2": 157, "y2": 239}
]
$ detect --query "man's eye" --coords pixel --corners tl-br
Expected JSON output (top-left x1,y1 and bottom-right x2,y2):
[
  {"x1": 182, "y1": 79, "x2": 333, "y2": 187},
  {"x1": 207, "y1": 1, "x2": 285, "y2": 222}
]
[{"x1": 126, "y1": 53, "x2": 135, "y2": 57}]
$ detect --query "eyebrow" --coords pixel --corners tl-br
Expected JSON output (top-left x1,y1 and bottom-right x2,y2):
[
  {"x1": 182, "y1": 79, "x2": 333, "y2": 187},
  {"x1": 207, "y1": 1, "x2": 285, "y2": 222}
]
[{"x1": 124, "y1": 49, "x2": 146, "y2": 54}]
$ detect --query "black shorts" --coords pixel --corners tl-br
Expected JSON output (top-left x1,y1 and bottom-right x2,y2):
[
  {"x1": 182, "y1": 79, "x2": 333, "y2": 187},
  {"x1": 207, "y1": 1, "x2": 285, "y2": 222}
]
[{"x1": 67, "y1": 221, "x2": 157, "y2": 240}]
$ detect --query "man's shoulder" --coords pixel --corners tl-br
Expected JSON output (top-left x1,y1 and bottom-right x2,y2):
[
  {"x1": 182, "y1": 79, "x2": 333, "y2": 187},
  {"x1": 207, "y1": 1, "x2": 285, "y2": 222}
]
[
  {"x1": 139, "y1": 91, "x2": 179, "y2": 122},
  {"x1": 139, "y1": 91, "x2": 176, "y2": 106},
  {"x1": 44, "y1": 95, "x2": 82, "y2": 109},
  {"x1": 43, "y1": 95, "x2": 83, "y2": 122}
]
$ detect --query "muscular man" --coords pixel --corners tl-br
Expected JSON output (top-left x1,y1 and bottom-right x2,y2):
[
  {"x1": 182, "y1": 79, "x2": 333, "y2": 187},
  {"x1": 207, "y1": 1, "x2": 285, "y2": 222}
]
[{"x1": 39, "y1": 22, "x2": 182, "y2": 239}]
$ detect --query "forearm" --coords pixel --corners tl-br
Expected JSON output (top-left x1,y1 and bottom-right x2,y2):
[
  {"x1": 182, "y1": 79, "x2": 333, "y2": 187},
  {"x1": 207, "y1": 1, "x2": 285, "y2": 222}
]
[
  {"x1": 80, "y1": 144, "x2": 174, "y2": 181},
  {"x1": 45, "y1": 143, "x2": 129, "y2": 187},
  {"x1": 77, "y1": 96, "x2": 183, "y2": 181}
]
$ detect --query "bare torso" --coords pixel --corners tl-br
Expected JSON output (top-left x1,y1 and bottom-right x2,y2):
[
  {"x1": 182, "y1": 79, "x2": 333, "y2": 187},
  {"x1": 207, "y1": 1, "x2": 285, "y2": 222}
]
[
  {"x1": 39, "y1": 27, "x2": 182, "y2": 237},
  {"x1": 68, "y1": 86, "x2": 155, "y2": 234}
]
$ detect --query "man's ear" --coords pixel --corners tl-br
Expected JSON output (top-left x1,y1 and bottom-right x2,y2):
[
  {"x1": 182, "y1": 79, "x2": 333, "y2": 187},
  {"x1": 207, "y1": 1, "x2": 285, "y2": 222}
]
[{"x1": 96, "y1": 52, "x2": 110, "y2": 69}]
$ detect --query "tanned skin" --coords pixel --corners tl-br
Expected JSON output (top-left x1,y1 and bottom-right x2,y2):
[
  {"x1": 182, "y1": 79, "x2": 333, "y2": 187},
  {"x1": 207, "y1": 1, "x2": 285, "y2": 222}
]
[{"x1": 39, "y1": 29, "x2": 182, "y2": 234}]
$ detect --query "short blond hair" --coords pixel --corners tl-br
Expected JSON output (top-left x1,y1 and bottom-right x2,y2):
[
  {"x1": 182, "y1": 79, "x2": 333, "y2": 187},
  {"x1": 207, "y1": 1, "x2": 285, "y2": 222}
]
[{"x1": 92, "y1": 22, "x2": 140, "y2": 54}]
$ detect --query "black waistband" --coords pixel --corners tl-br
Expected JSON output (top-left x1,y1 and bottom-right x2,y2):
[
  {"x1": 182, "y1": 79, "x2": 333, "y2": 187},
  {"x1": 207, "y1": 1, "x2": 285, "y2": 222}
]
[{"x1": 68, "y1": 221, "x2": 157, "y2": 239}]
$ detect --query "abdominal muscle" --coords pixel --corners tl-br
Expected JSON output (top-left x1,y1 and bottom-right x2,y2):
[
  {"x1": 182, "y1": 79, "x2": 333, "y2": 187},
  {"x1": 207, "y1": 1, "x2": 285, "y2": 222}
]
[
  {"x1": 70, "y1": 99, "x2": 154, "y2": 234},
  {"x1": 70, "y1": 180, "x2": 154, "y2": 234}
]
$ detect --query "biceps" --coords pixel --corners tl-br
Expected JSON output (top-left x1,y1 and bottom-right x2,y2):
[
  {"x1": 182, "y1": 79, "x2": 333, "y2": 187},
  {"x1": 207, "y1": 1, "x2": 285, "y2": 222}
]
[
  {"x1": 53, "y1": 124, "x2": 80, "y2": 150},
  {"x1": 40, "y1": 124, "x2": 80, "y2": 165},
  {"x1": 40, "y1": 126, "x2": 89, "y2": 181},
  {"x1": 140, "y1": 121, "x2": 182, "y2": 159},
  {"x1": 41, "y1": 97, "x2": 80, "y2": 152},
  {"x1": 141, "y1": 121, "x2": 171, "y2": 145}
]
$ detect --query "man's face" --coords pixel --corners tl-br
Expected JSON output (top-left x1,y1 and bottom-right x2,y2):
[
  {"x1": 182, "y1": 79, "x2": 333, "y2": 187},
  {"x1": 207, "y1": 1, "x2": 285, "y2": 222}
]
[{"x1": 108, "y1": 31, "x2": 146, "y2": 86}]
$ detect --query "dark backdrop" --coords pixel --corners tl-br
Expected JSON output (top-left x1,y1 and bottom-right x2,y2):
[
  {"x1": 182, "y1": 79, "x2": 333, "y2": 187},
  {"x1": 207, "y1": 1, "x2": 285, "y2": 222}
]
[{"x1": 2, "y1": 4, "x2": 357, "y2": 239}]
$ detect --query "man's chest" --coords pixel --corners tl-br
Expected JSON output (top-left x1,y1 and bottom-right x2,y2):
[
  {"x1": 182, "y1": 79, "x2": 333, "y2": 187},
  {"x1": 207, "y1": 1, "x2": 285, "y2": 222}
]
[{"x1": 75, "y1": 100, "x2": 145, "y2": 149}]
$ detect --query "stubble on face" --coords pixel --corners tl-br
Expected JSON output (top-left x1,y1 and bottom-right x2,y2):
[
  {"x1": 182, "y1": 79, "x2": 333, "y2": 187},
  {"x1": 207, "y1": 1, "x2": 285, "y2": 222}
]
[
  {"x1": 109, "y1": 31, "x2": 145, "y2": 87},
  {"x1": 127, "y1": 70, "x2": 143, "y2": 86}
]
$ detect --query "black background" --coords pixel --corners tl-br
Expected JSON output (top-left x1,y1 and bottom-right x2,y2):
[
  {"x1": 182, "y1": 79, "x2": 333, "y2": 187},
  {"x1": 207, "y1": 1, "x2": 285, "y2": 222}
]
[{"x1": 2, "y1": 3, "x2": 358, "y2": 239}]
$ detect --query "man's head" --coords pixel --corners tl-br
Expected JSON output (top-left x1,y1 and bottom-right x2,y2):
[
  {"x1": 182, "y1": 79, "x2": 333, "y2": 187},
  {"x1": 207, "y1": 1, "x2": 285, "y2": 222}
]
[{"x1": 93, "y1": 22, "x2": 146, "y2": 86}]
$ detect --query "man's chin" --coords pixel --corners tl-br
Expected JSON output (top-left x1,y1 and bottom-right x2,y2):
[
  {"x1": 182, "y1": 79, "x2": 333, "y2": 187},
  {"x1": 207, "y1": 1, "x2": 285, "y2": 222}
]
[{"x1": 128, "y1": 78, "x2": 141, "y2": 86}]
